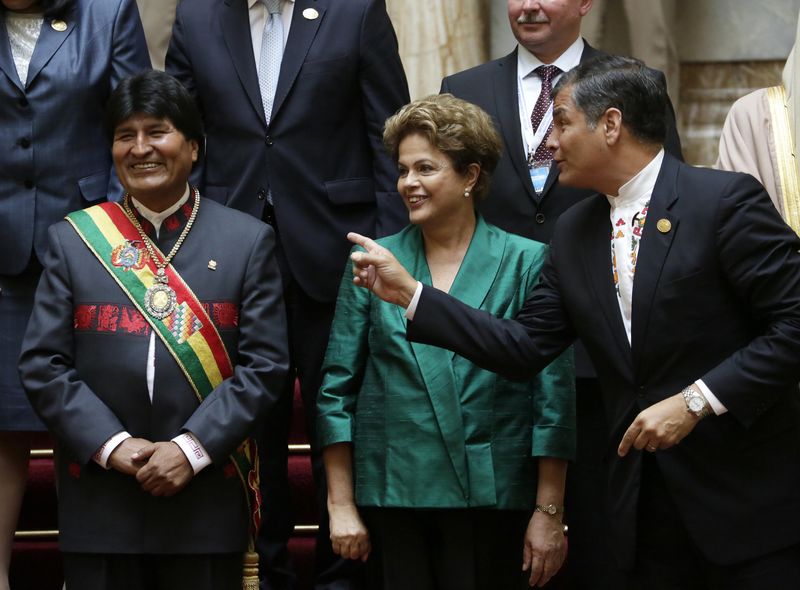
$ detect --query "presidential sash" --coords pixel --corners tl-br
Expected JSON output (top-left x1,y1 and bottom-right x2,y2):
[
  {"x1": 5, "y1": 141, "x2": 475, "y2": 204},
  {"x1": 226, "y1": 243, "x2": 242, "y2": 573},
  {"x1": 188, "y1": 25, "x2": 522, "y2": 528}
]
[
  {"x1": 767, "y1": 85, "x2": 800, "y2": 237},
  {"x1": 67, "y1": 200, "x2": 261, "y2": 588}
]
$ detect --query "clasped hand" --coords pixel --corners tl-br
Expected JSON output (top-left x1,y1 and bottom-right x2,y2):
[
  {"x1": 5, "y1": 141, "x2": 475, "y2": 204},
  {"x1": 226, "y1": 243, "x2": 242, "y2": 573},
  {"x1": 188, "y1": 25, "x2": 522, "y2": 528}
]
[{"x1": 108, "y1": 438, "x2": 193, "y2": 496}]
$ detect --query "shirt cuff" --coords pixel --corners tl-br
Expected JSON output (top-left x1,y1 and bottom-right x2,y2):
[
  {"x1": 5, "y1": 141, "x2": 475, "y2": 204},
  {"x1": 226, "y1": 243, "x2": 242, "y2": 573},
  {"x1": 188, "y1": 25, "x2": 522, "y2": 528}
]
[
  {"x1": 172, "y1": 432, "x2": 212, "y2": 474},
  {"x1": 404, "y1": 281, "x2": 424, "y2": 320},
  {"x1": 695, "y1": 379, "x2": 728, "y2": 415},
  {"x1": 93, "y1": 431, "x2": 132, "y2": 469}
]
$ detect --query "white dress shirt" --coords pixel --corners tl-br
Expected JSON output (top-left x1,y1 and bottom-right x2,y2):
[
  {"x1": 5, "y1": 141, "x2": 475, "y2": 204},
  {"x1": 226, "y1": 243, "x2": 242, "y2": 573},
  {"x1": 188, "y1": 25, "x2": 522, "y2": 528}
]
[{"x1": 516, "y1": 37, "x2": 583, "y2": 159}]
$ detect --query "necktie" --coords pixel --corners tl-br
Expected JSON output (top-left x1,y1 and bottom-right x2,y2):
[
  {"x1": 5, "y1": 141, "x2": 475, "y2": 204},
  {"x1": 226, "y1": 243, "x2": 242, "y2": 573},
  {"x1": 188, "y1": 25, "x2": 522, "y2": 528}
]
[
  {"x1": 259, "y1": 0, "x2": 283, "y2": 124},
  {"x1": 529, "y1": 65, "x2": 561, "y2": 165}
]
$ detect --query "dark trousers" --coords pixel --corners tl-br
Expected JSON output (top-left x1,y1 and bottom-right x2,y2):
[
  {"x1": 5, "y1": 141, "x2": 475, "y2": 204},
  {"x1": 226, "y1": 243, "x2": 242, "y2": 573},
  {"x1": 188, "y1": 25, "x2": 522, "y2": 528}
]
[
  {"x1": 62, "y1": 553, "x2": 241, "y2": 590},
  {"x1": 564, "y1": 378, "x2": 629, "y2": 589},
  {"x1": 632, "y1": 454, "x2": 800, "y2": 590},
  {"x1": 362, "y1": 508, "x2": 531, "y2": 590},
  {"x1": 257, "y1": 226, "x2": 362, "y2": 590}
]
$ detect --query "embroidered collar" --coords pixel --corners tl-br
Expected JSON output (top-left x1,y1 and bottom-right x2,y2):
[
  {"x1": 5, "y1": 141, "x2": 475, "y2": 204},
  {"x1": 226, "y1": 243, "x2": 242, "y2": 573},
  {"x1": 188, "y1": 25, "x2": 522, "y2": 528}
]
[{"x1": 128, "y1": 187, "x2": 196, "y2": 240}]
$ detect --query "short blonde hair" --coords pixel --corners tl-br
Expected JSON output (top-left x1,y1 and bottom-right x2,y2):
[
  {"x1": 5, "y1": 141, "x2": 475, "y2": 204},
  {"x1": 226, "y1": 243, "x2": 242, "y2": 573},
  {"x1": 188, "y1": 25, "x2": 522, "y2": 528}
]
[{"x1": 383, "y1": 94, "x2": 502, "y2": 201}]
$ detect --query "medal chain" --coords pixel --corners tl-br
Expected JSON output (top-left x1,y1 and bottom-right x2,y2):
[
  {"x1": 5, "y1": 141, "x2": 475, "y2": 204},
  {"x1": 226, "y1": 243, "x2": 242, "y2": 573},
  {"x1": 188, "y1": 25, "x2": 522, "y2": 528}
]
[{"x1": 122, "y1": 188, "x2": 200, "y2": 284}]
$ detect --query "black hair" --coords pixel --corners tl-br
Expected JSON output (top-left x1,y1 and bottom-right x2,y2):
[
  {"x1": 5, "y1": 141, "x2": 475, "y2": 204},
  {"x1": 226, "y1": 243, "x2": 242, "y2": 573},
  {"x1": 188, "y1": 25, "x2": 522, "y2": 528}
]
[
  {"x1": 104, "y1": 70, "x2": 204, "y2": 153},
  {"x1": 552, "y1": 55, "x2": 668, "y2": 146}
]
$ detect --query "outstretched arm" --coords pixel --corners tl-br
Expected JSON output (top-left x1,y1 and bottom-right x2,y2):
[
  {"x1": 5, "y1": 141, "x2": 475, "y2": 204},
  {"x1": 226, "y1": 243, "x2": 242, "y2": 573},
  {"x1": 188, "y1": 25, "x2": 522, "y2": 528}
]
[{"x1": 347, "y1": 232, "x2": 576, "y2": 381}]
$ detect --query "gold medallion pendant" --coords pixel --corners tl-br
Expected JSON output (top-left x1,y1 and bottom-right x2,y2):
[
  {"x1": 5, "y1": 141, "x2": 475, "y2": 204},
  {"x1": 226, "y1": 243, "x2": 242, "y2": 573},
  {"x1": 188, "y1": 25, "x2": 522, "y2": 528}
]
[
  {"x1": 145, "y1": 268, "x2": 176, "y2": 318},
  {"x1": 144, "y1": 278, "x2": 177, "y2": 319}
]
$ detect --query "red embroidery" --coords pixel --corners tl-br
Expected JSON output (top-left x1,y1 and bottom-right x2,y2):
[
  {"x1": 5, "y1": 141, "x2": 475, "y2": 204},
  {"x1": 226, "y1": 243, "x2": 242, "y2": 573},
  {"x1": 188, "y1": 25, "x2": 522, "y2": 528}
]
[
  {"x1": 74, "y1": 302, "x2": 236, "y2": 335},
  {"x1": 97, "y1": 305, "x2": 120, "y2": 332},
  {"x1": 118, "y1": 306, "x2": 151, "y2": 336},
  {"x1": 74, "y1": 305, "x2": 97, "y2": 330},
  {"x1": 211, "y1": 302, "x2": 239, "y2": 328},
  {"x1": 164, "y1": 215, "x2": 180, "y2": 232}
]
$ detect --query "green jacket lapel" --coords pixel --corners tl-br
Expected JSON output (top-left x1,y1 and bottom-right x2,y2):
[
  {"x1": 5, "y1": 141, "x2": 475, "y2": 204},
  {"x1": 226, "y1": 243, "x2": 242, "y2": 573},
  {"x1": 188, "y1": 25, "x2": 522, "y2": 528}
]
[
  {"x1": 395, "y1": 218, "x2": 507, "y2": 501},
  {"x1": 393, "y1": 225, "x2": 469, "y2": 498}
]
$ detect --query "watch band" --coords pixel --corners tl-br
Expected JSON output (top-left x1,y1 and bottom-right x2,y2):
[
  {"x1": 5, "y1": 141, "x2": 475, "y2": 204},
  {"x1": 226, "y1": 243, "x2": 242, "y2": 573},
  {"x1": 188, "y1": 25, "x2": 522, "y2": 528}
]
[
  {"x1": 534, "y1": 503, "x2": 565, "y2": 517},
  {"x1": 681, "y1": 386, "x2": 713, "y2": 419}
]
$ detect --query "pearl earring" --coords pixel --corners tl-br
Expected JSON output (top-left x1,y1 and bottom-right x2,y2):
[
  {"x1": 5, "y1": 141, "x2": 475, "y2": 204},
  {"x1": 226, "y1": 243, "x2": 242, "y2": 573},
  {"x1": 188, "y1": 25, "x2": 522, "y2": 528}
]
[{"x1": 464, "y1": 189, "x2": 470, "y2": 199}]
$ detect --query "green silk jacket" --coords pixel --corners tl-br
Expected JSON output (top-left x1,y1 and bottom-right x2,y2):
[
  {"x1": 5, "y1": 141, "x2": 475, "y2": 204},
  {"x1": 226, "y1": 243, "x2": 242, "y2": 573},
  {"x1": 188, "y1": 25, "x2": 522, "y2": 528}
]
[{"x1": 317, "y1": 216, "x2": 576, "y2": 510}]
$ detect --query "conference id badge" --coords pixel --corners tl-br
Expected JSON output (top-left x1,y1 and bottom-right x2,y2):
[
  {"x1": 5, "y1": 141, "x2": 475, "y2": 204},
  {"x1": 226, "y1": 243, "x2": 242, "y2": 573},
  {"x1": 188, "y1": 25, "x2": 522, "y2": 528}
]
[{"x1": 530, "y1": 165, "x2": 550, "y2": 193}]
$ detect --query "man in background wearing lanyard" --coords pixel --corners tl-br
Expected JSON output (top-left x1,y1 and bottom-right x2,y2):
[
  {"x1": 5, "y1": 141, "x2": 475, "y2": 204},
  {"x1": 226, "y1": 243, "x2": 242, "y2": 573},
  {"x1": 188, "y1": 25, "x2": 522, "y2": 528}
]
[{"x1": 440, "y1": 1, "x2": 682, "y2": 587}]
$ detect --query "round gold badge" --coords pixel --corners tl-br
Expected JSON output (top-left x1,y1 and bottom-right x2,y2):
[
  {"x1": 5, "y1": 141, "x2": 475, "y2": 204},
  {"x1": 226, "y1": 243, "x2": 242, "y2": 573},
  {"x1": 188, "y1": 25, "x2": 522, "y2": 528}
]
[
  {"x1": 656, "y1": 219, "x2": 672, "y2": 234},
  {"x1": 51, "y1": 20, "x2": 68, "y2": 32}
]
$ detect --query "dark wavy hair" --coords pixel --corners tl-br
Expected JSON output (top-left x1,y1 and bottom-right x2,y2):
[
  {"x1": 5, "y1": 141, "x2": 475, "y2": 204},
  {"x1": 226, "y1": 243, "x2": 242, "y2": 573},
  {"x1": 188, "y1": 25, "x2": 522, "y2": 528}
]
[
  {"x1": 1, "y1": 0, "x2": 75, "y2": 18},
  {"x1": 104, "y1": 70, "x2": 205, "y2": 155},
  {"x1": 552, "y1": 55, "x2": 668, "y2": 146}
]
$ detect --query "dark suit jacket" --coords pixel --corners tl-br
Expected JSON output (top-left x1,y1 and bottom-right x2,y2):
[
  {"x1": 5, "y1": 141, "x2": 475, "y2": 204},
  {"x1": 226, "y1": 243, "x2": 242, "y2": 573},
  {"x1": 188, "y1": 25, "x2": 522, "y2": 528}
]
[
  {"x1": 407, "y1": 154, "x2": 800, "y2": 568},
  {"x1": 441, "y1": 43, "x2": 682, "y2": 378},
  {"x1": 0, "y1": 0, "x2": 150, "y2": 275},
  {"x1": 166, "y1": 0, "x2": 410, "y2": 303},
  {"x1": 440, "y1": 42, "x2": 682, "y2": 245},
  {"x1": 19, "y1": 198, "x2": 289, "y2": 553}
]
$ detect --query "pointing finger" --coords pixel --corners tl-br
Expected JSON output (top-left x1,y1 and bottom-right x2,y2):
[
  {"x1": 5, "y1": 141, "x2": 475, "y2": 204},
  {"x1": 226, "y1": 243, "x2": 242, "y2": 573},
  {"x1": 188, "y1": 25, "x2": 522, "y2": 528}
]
[{"x1": 347, "y1": 232, "x2": 379, "y2": 251}]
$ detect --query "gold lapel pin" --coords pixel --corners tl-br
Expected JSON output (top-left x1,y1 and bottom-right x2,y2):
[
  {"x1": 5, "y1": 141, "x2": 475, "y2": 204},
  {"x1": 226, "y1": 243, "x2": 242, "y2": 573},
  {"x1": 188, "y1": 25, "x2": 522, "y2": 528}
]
[
  {"x1": 302, "y1": 8, "x2": 319, "y2": 19},
  {"x1": 51, "y1": 19, "x2": 68, "y2": 32},
  {"x1": 208, "y1": 260, "x2": 217, "y2": 271},
  {"x1": 656, "y1": 219, "x2": 672, "y2": 234}
]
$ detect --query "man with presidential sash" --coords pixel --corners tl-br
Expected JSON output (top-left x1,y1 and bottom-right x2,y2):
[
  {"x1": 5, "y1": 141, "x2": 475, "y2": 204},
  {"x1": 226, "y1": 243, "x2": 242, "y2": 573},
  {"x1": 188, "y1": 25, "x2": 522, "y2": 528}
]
[{"x1": 19, "y1": 71, "x2": 289, "y2": 590}]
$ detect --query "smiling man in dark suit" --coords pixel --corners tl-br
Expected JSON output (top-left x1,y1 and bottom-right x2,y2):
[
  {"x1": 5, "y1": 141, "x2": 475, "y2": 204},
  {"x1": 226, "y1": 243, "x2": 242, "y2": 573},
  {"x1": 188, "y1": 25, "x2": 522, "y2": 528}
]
[
  {"x1": 440, "y1": 3, "x2": 681, "y2": 585},
  {"x1": 165, "y1": 1, "x2": 409, "y2": 588},
  {"x1": 348, "y1": 56, "x2": 800, "y2": 589}
]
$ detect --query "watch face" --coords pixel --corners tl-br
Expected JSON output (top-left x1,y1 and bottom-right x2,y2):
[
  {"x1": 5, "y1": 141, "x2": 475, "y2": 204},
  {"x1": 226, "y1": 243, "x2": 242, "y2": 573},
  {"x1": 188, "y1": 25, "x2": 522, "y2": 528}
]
[
  {"x1": 546, "y1": 505, "x2": 556, "y2": 515},
  {"x1": 688, "y1": 396, "x2": 705, "y2": 413}
]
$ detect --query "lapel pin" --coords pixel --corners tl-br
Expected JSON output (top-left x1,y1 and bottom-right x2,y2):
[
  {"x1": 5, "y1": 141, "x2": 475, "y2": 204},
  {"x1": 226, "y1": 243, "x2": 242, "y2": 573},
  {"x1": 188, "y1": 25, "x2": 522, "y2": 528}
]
[
  {"x1": 208, "y1": 260, "x2": 217, "y2": 271},
  {"x1": 656, "y1": 219, "x2": 672, "y2": 234},
  {"x1": 302, "y1": 8, "x2": 319, "y2": 20},
  {"x1": 51, "y1": 19, "x2": 68, "y2": 32}
]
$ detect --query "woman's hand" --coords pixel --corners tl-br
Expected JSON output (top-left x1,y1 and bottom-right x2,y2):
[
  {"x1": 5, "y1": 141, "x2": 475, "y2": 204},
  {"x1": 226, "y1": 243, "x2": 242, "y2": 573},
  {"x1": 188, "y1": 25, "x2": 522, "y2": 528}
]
[
  {"x1": 328, "y1": 502, "x2": 371, "y2": 562},
  {"x1": 522, "y1": 510, "x2": 566, "y2": 587}
]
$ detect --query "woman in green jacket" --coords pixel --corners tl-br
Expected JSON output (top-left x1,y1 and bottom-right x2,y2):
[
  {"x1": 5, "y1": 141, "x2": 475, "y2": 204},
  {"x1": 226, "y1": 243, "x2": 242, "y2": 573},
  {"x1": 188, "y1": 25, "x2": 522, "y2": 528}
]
[{"x1": 317, "y1": 94, "x2": 575, "y2": 589}]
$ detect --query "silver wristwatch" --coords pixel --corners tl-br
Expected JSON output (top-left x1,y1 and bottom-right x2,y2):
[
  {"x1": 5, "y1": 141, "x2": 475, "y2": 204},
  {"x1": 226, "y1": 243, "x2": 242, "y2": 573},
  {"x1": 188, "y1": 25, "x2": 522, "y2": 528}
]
[{"x1": 682, "y1": 386, "x2": 712, "y2": 419}]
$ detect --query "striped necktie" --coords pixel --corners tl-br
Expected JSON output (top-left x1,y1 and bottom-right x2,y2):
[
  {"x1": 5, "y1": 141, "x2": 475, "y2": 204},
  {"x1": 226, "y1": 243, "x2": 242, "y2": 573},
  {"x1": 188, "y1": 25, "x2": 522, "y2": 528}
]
[{"x1": 529, "y1": 65, "x2": 561, "y2": 165}]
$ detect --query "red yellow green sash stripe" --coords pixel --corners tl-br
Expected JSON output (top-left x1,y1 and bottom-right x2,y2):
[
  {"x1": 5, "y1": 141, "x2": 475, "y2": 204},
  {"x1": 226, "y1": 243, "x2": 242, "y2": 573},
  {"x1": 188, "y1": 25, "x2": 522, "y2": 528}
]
[
  {"x1": 66, "y1": 201, "x2": 261, "y2": 550},
  {"x1": 67, "y1": 202, "x2": 231, "y2": 391}
]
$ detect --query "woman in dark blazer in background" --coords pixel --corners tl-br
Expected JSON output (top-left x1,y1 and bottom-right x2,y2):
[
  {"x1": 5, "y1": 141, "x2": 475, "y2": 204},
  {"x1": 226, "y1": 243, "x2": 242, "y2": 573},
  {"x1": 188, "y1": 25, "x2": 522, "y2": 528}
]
[
  {"x1": 0, "y1": 0, "x2": 149, "y2": 585},
  {"x1": 318, "y1": 95, "x2": 576, "y2": 589}
]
